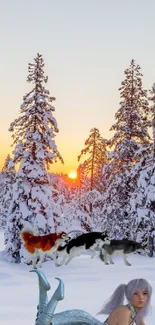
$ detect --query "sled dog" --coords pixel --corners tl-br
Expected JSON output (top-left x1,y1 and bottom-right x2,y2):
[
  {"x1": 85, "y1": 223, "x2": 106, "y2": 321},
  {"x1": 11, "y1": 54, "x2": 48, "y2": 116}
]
[
  {"x1": 20, "y1": 229, "x2": 68, "y2": 268},
  {"x1": 100, "y1": 239, "x2": 149, "y2": 266},
  {"x1": 54, "y1": 231, "x2": 109, "y2": 266}
]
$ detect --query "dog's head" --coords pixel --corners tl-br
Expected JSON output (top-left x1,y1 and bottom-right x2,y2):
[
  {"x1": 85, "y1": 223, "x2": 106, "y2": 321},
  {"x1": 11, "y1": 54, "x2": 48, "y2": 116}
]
[
  {"x1": 136, "y1": 242, "x2": 149, "y2": 254},
  {"x1": 57, "y1": 232, "x2": 70, "y2": 243},
  {"x1": 60, "y1": 231, "x2": 67, "y2": 237},
  {"x1": 101, "y1": 232, "x2": 110, "y2": 244}
]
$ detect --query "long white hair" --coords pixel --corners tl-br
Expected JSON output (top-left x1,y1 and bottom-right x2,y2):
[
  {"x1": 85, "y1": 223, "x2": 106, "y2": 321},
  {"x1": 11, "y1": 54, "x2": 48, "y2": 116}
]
[{"x1": 97, "y1": 278, "x2": 152, "y2": 325}]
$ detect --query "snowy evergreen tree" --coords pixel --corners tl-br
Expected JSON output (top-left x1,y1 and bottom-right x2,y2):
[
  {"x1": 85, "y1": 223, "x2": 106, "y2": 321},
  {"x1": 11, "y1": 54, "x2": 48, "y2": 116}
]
[
  {"x1": 0, "y1": 155, "x2": 16, "y2": 229},
  {"x1": 149, "y1": 82, "x2": 155, "y2": 159},
  {"x1": 56, "y1": 201, "x2": 86, "y2": 234},
  {"x1": 78, "y1": 128, "x2": 108, "y2": 191},
  {"x1": 102, "y1": 59, "x2": 151, "y2": 239},
  {"x1": 49, "y1": 173, "x2": 80, "y2": 203},
  {"x1": 109, "y1": 59, "x2": 150, "y2": 175},
  {"x1": 129, "y1": 82, "x2": 155, "y2": 245},
  {"x1": 130, "y1": 162, "x2": 155, "y2": 244},
  {"x1": 5, "y1": 53, "x2": 63, "y2": 263},
  {"x1": 77, "y1": 189, "x2": 105, "y2": 231},
  {"x1": 77, "y1": 163, "x2": 90, "y2": 194},
  {"x1": 102, "y1": 168, "x2": 134, "y2": 239},
  {"x1": 57, "y1": 190, "x2": 105, "y2": 233}
]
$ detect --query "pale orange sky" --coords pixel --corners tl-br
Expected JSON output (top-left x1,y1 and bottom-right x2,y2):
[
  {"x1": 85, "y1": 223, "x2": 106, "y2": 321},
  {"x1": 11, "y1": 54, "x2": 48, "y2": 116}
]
[{"x1": 0, "y1": 1, "x2": 155, "y2": 175}]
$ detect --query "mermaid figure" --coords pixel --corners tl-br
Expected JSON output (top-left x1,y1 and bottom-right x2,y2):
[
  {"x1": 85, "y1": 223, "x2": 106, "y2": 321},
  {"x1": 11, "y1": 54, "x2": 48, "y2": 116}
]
[{"x1": 31, "y1": 270, "x2": 152, "y2": 325}]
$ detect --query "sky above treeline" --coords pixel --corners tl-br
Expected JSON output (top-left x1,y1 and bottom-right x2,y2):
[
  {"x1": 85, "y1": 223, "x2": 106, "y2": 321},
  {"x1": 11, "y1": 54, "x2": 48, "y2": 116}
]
[{"x1": 0, "y1": 0, "x2": 155, "y2": 175}]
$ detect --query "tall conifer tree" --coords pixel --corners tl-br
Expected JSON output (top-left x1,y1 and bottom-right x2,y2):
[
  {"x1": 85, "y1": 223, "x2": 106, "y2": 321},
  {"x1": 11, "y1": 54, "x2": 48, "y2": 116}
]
[
  {"x1": 103, "y1": 60, "x2": 151, "y2": 239},
  {"x1": 130, "y1": 82, "x2": 155, "y2": 244},
  {"x1": 0, "y1": 155, "x2": 15, "y2": 229},
  {"x1": 109, "y1": 59, "x2": 150, "y2": 173},
  {"x1": 78, "y1": 128, "x2": 108, "y2": 191},
  {"x1": 5, "y1": 54, "x2": 63, "y2": 263}
]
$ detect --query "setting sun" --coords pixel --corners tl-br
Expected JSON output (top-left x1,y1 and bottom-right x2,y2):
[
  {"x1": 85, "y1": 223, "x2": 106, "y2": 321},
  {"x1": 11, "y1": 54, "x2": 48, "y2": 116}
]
[{"x1": 68, "y1": 171, "x2": 77, "y2": 179}]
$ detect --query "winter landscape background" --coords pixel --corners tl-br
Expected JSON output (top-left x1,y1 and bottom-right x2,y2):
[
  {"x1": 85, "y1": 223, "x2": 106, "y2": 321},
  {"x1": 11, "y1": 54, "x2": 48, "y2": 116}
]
[
  {"x1": 1, "y1": 54, "x2": 155, "y2": 264},
  {"x1": 1, "y1": 2, "x2": 155, "y2": 324}
]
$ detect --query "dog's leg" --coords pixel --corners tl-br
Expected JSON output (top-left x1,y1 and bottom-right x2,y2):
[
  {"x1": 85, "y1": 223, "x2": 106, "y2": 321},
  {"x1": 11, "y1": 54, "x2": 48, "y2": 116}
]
[
  {"x1": 122, "y1": 253, "x2": 131, "y2": 266},
  {"x1": 109, "y1": 254, "x2": 114, "y2": 265},
  {"x1": 52, "y1": 253, "x2": 64, "y2": 267},
  {"x1": 27, "y1": 249, "x2": 38, "y2": 269},
  {"x1": 59, "y1": 255, "x2": 68, "y2": 266},
  {"x1": 32, "y1": 252, "x2": 38, "y2": 269},
  {"x1": 65, "y1": 246, "x2": 83, "y2": 265},
  {"x1": 37, "y1": 251, "x2": 45, "y2": 268},
  {"x1": 26, "y1": 253, "x2": 33, "y2": 265},
  {"x1": 54, "y1": 250, "x2": 68, "y2": 266},
  {"x1": 48, "y1": 246, "x2": 66, "y2": 266},
  {"x1": 89, "y1": 248, "x2": 97, "y2": 259},
  {"x1": 47, "y1": 247, "x2": 55, "y2": 261},
  {"x1": 51, "y1": 252, "x2": 58, "y2": 266},
  {"x1": 99, "y1": 249, "x2": 104, "y2": 261},
  {"x1": 104, "y1": 252, "x2": 109, "y2": 265},
  {"x1": 89, "y1": 242, "x2": 98, "y2": 259},
  {"x1": 64, "y1": 248, "x2": 80, "y2": 265},
  {"x1": 65, "y1": 254, "x2": 75, "y2": 265},
  {"x1": 55, "y1": 259, "x2": 63, "y2": 267}
]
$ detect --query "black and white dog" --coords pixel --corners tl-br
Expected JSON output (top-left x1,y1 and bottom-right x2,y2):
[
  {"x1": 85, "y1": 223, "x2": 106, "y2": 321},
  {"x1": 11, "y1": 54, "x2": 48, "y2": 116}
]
[
  {"x1": 100, "y1": 239, "x2": 149, "y2": 266},
  {"x1": 53, "y1": 231, "x2": 109, "y2": 266}
]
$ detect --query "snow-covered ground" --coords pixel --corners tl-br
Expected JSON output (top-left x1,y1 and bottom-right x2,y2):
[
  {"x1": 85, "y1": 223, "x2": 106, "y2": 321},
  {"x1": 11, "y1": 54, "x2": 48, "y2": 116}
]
[{"x1": 0, "y1": 230, "x2": 155, "y2": 325}]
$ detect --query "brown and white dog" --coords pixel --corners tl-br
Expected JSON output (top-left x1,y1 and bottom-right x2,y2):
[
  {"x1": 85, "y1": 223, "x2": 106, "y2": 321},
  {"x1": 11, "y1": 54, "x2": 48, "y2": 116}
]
[{"x1": 20, "y1": 229, "x2": 68, "y2": 268}]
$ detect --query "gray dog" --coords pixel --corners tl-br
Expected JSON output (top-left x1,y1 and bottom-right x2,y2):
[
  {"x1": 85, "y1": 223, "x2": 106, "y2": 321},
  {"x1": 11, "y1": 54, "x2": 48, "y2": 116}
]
[{"x1": 100, "y1": 239, "x2": 149, "y2": 266}]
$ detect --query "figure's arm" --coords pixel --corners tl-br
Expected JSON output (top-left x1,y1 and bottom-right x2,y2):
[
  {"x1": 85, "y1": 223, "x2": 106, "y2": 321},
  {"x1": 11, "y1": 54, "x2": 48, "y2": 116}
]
[{"x1": 117, "y1": 307, "x2": 131, "y2": 325}]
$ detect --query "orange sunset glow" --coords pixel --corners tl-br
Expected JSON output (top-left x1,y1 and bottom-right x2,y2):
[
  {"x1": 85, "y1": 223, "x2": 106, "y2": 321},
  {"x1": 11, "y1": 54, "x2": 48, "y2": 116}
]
[{"x1": 0, "y1": 1, "x2": 155, "y2": 178}]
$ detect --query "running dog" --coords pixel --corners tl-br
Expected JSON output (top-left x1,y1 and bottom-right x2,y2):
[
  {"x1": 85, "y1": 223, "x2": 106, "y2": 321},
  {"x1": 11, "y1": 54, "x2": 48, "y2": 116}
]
[
  {"x1": 53, "y1": 231, "x2": 109, "y2": 266},
  {"x1": 20, "y1": 229, "x2": 69, "y2": 268},
  {"x1": 100, "y1": 239, "x2": 149, "y2": 266}
]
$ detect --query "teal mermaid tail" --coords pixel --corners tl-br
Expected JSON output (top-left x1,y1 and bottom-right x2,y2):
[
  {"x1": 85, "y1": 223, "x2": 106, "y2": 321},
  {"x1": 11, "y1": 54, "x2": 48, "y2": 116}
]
[
  {"x1": 52, "y1": 309, "x2": 103, "y2": 325},
  {"x1": 36, "y1": 277, "x2": 64, "y2": 325},
  {"x1": 30, "y1": 269, "x2": 51, "y2": 321},
  {"x1": 31, "y1": 269, "x2": 103, "y2": 325}
]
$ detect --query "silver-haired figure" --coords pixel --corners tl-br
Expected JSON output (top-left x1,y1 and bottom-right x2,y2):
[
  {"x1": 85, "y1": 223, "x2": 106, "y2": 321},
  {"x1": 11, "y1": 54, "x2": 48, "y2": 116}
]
[
  {"x1": 98, "y1": 278, "x2": 152, "y2": 325},
  {"x1": 31, "y1": 270, "x2": 152, "y2": 325}
]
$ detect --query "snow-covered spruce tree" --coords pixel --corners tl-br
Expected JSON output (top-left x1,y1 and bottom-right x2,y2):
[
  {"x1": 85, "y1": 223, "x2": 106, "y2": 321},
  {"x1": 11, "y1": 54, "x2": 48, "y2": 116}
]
[
  {"x1": 78, "y1": 128, "x2": 108, "y2": 192},
  {"x1": 76, "y1": 189, "x2": 105, "y2": 231},
  {"x1": 77, "y1": 163, "x2": 90, "y2": 195},
  {"x1": 5, "y1": 53, "x2": 63, "y2": 263},
  {"x1": 0, "y1": 155, "x2": 16, "y2": 229},
  {"x1": 129, "y1": 82, "x2": 155, "y2": 244},
  {"x1": 130, "y1": 162, "x2": 155, "y2": 244},
  {"x1": 55, "y1": 190, "x2": 104, "y2": 233},
  {"x1": 102, "y1": 168, "x2": 134, "y2": 239},
  {"x1": 149, "y1": 82, "x2": 155, "y2": 159},
  {"x1": 48, "y1": 173, "x2": 91, "y2": 232},
  {"x1": 49, "y1": 173, "x2": 79, "y2": 205},
  {"x1": 102, "y1": 59, "x2": 151, "y2": 239},
  {"x1": 56, "y1": 200, "x2": 86, "y2": 234}
]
